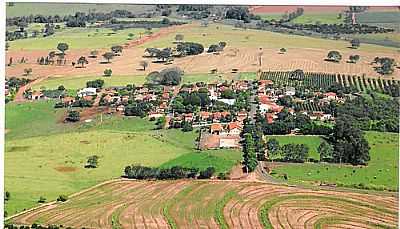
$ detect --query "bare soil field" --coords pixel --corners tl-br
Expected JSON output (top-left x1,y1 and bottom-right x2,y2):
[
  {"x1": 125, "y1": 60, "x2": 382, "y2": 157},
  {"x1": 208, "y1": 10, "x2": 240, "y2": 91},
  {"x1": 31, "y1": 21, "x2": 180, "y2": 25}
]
[{"x1": 9, "y1": 179, "x2": 398, "y2": 229}]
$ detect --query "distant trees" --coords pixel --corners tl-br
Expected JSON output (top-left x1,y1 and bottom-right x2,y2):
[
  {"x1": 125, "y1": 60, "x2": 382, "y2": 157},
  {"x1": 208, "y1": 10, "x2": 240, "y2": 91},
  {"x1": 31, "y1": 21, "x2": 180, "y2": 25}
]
[
  {"x1": 111, "y1": 45, "x2": 123, "y2": 56},
  {"x1": 89, "y1": 50, "x2": 98, "y2": 58},
  {"x1": 102, "y1": 52, "x2": 114, "y2": 63},
  {"x1": 374, "y1": 57, "x2": 396, "y2": 75},
  {"x1": 77, "y1": 56, "x2": 88, "y2": 67},
  {"x1": 57, "y1": 195, "x2": 68, "y2": 202},
  {"x1": 176, "y1": 42, "x2": 204, "y2": 56},
  {"x1": 279, "y1": 48, "x2": 287, "y2": 54},
  {"x1": 318, "y1": 140, "x2": 334, "y2": 162},
  {"x1": 281, "y1": 144, "x2": 309, "y2": 163},
  {"x1": 123, "y1": 165, "x2": 215, "y2": 180},
  {"x1": 146, "y1": 67, "x2": 183, "y2": 85},
  {"x1": 65, "y1": 110, "x2": 80, "y2": 122},
  {"x1": 266, "y1": 138, "x2": 280, "y2": 161},
  {"x1": 57, "y1": 42, "x2": 69, "y2": 54},
  {"x1": 139, "y1": 60, "x2": 148, "y2": 71},
  {"x1": 225, "y1": 7, "x2": 252, "y2": 23},
  {"x1": 207, "y1": 41, "x2": 227, "y2": 53},
  {"x1": 348, "y1": 54, "x2": 360, "y2": 63},
  {"x1": 86, "y1": 79, "x2": 104, "y2": 88},
  {"x1": 350, "y1": 38, "x2": 360, "y2": 49},
  {"x1": 175, "y1": 34, "x2": 184, "y2": 43},
  {"x1": 103, "y1": 68, "x2": 112, "y2": 77},
  {"x1": 328, "y1": 116, "x2": 370, "y2": 165},
  {"x1": 85, "y1": 155, "x2": 99, "y2": 168},
  {"x1": 24, "y1": 68, "x2": 32, "y2": 76},
  {"x1": 242, "y1": 133, "x2": 258, "y2": 173},
  {"x1": 327, "y1": 51, "x2": 342, "y2": 62}
]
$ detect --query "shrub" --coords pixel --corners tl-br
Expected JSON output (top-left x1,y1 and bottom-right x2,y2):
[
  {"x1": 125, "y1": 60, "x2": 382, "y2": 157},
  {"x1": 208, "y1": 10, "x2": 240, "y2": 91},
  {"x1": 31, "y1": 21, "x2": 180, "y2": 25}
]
[
  {"x1": 38, "y1": 196, "x2": 46, "y2": 203},
  {"x1": 57, "y1": 195, "x2": 68, "y2": 202},
  {"x1": 103, "y1": 68, "x2": 112, "y2": 77}
]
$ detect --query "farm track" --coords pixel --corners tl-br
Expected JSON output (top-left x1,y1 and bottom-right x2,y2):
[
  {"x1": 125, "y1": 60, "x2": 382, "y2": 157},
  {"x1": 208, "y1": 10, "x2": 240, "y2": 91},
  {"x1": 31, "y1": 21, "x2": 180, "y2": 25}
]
[{"x1": 10, "y1": 179, "x2": 398, "y2": 229}]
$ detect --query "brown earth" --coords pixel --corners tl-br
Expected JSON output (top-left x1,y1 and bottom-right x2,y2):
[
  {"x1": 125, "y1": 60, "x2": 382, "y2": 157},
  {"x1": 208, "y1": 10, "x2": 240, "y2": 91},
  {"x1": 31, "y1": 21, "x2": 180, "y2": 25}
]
[{"x1": 9, "y1": 179, "x2": 398, "y2": 229}]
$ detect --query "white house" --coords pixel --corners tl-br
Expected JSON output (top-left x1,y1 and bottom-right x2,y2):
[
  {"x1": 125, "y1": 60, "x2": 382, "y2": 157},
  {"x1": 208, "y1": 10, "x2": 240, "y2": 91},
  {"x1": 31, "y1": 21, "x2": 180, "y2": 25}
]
[
  {"x1": 285, "y1": 87, "x2": 296, "y2": 96},
  {"x1": 78, "y1": 88, "x2": 97, "y2": 97},
  {"x1": 218, "y1": 98, "x2": 236, "y2": 105}
]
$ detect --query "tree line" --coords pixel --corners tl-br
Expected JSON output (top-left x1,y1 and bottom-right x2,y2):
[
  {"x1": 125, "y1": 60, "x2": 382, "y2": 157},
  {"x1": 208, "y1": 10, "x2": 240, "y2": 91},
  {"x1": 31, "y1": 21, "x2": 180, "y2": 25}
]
[{"x1": 123, "y1": 165, "x2": 216, "y2": 180}]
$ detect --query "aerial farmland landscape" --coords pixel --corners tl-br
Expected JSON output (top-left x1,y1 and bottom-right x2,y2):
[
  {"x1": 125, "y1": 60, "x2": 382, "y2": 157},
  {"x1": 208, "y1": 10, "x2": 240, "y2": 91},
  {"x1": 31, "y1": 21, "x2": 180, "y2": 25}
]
[{"x1": 3, "y1": 2, "x2": 400, "y2": 229}]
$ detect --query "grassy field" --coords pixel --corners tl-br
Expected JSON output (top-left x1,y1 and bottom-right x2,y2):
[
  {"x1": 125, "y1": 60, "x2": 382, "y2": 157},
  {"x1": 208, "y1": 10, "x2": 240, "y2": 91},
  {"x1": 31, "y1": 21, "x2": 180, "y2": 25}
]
[
  {"x1": 271, "y1": 131, "x2": 399, "y2": 190},
  {"x1": 32, "y1": 75, "x2": 147, "y2": 91},
  {"x1": 292, "y1": 13, "x2": 344, "y2": 24},
  {"x1": 5, "y1": 101, "x2": 242, "y2": 215},
  {"x1": 257, "y1": 13, "x2": 283, "y2": 21},
  {"x1": 6, "y1": 3, "x2": 155, "y2": 17},
  {"x1": 140, "y1": 23, "x2": 397, "y2": 53},
  {"x1": 9, "y1": 27, "x2": 152, "y2": 51},
  {"x1": 161, "y1": 150, "x2": 242, "y2": 174},
  {"x1": 265, "y1": 135, "x2": 322, "y2": 160}
]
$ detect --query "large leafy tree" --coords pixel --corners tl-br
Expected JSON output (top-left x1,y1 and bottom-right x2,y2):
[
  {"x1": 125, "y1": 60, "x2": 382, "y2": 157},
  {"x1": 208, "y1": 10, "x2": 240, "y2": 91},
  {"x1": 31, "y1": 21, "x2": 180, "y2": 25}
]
[
  {"x1": 102, "y1": 52, "x2": 114, "y2": 63},
  {"x1": 57, "y1": 42, "x2": 69, "y2": 54},
  {"x1": 266, "y1": 138, "x2": 280, "y2": 161},
  {"x1": 318, "y1": 140, "x2": 334, "y2": 162},
  {"x1": 242, "y1": 133, "x2": 258, "y2": 173},
  {"x1": 327, "y1": 51, "x2": 342, "y2": 62},
  {"x1": 77, "y1": 56, "x2": 88, "y2": 67},
  {"x1": 329, "y1": 115, "x2": 370, "y2": 165}
]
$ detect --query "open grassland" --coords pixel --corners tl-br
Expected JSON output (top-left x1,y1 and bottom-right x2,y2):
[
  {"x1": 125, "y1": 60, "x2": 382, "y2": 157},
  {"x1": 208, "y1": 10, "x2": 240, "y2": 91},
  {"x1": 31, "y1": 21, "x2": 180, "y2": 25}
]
[
  {"x1": 271, "y1": 131, "x2": 399, "y2": 191},
  {"x1": 10, "y1": 179, "x2": 398, "y2": 228},
  {"x1": 265, "y1": 135, "x2": 322, "y2": 160},
  {"x1": 292, "y1": 13, "x2": 344, "y2": 24},
  {"x1": 6, "y1": 3, "x2": 155, "y2": 17},
  {"x1": 32, "y1": 75, "x2": 147, "y2": 91},
  {"x1": 8, "y1": 27, "x2": 151, "y2": 51},
  {"x1": 5, "y1": 101, "x2": 241, "y2": 215}
]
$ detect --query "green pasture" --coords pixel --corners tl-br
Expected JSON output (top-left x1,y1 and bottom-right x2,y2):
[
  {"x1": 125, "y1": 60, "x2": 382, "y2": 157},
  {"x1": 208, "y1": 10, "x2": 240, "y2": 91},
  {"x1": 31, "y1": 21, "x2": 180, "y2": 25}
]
[
  {"x1": 265, "y1": 135, "x2": 323, "y2": 160},
  {"x1": 6, "y1": 3, "x2": 155, "y2": 17},
  {"x1": 271, "y1": 131, "x2": 399, "y2": 191},
  {"x1": 292, "y1": 13, "x2": 344, "y2": 24},
  {"x1": 8, "y1": 27, "x2": 152, "y2": 51}
]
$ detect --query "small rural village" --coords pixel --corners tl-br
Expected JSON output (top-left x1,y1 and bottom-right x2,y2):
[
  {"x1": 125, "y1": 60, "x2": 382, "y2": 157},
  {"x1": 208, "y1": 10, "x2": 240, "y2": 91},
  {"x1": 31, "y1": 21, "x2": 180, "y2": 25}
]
[{"x1": 3, "y1": 3, "x2": 400, "y2": 229}]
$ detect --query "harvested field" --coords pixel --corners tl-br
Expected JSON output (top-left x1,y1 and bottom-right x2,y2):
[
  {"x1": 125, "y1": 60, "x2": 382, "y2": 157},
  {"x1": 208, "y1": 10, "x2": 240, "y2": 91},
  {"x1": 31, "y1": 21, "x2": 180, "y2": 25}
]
[{"x1": 10, "y1": 179, "x2": 398, "y2": 229}]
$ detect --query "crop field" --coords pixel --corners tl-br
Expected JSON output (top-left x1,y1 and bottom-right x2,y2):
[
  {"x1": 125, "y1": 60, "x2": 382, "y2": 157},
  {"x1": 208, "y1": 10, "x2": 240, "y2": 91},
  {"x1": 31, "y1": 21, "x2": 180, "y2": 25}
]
[
  {"x1": 8, "y1": 27, "x2": 151, "y2": 51},
  {"x1": 6, "y1": 3, "x2": 155, "y2": 17},
  {"x1": 265, "y1": 135, "x2": 322, "y2": 160},
  {"x1": 271, "y1": 132, "x2": 399, "y2": 191},
  {"x1": 9, "y1": 179, "x2": 398, "y2": 228}
]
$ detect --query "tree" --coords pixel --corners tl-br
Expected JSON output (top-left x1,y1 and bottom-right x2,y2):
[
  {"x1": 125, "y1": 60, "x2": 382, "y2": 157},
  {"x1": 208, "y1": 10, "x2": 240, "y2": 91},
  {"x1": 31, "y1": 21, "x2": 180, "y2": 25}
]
[
  {"x1": 280, "y1": 48, "x2": 286, "y2": 53},
  {"x1": 57, "y1": 42, "x2": 69, "y2": 54},
  {"x1": 38, "y1": 196, "x2": 46, "y2": 203},
  {"x1": 24, "y1": 68, "x2": 32, "y2": 76},
  {"x1": 102, "y1": 52, "x2": 114, "y2": 63},
  {"x1": 103, "y1": 68, "x2": 112, "y2": 77},
  {"x1": 182, "y1": 121, "x2": 193, "y2": 132},
  {"x1": 175, "y1": 34, "x2": 184, "y2": 43},
  {"x1": 318, "y1": 140, "x2": 334, "y2": 162},
  {"x1": 85, "y1": 155, "x2": 99, "y2": 168},
  {"x1": 281, "y1": 144, "x2": 309, "y2": 163},
  {"x1": 327, "y1": 51, "x2": 342, "y2": 62},
  {"x1": 5, "y1": 42, "x2": 9, "y2": 51},
  {"x1": 77, "y1": 56, "x2": 88, "y2": 67},
  {"x1": 57, "y1": 85, "x2": 65, "y2": 91},
  {"x1": 348, "y1": 55, "x2": 360, "y2": 63},
  {"x1": 156, "y1": 116, "x2": 166, "y2": 129},
  {"x1": 350, "y1": 39, "x2": 360, "y2": 49},
  {"x1": 86, "y1": 79, "x2": 104, "y2": 88},
  {"x1": 374, "y1": 57, "x2": 396, "y2": 75},
  {"x1": 140, "y1": 60, "x2": 148, "y2": 71},
  {"x1": 89, "y1": 50, "x2": 98, "y2": 58},
  {"x1": 128, "y1": 33, "x2": 134, "y2": 40},
  {"x1": 57, "y1": 195, "x2": 68, "y2": 202},
  {"x1": 266, "y1": 138, "x2": 280, "y2": 161},
  {"x1": 199, "y1": 167, "x2": 216, "y2": 179},
  {"x1": 111, "y1": 45, "x2": 123, "y2": 55},
  {"x1": 4, "y1": 191, "x2": 10, "y2": 201},
  {"x1": 328, "y1": 116, "x2": 370, "y2": 165},
  {"x1": 242, "y1": 133, "x2": 258, "y2": 173},
  {"x1": 65, "y1": 110, "x2": 80, "y2": 122}
]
